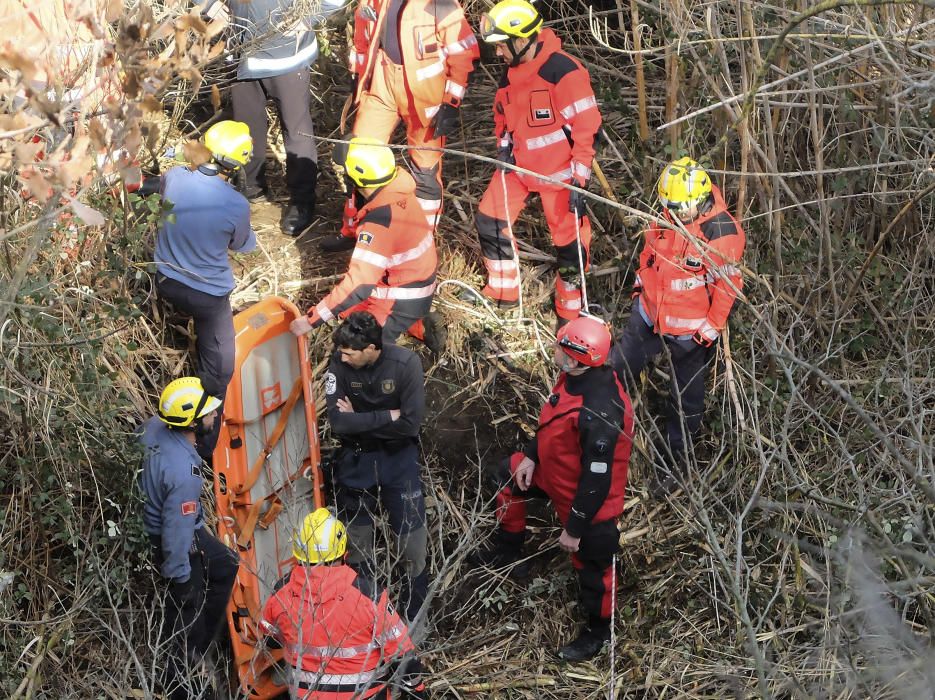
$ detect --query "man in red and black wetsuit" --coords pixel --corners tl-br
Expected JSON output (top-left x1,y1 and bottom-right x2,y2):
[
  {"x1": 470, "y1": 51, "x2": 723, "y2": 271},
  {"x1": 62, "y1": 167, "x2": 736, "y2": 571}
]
[{"x1": 474, "y1": 316, "x2": 633, "y2": 661}]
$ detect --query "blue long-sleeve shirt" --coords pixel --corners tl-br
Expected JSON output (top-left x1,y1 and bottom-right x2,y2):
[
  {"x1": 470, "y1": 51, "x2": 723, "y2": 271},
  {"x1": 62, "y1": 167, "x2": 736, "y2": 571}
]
[
  {"x1": 138, "y1": 417, "x2": 205, "y2": 582},
  {"x1": 155, "y1": 166, "x2": 255, "y2": 296}
]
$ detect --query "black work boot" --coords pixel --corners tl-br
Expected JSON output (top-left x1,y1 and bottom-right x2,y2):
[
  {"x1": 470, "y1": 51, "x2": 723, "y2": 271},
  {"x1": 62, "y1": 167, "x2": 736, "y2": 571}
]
[
  {"x1": 470, "y1": 529, "x2": 529, "y2": 580},
  {"x1": 319, "y1": 234, "x2": 357, "y2": 253},
  {"x1": 557, "y1": 623, "x2": 611, "y2": 662},
  {"x1": 281, "y1": 203, "x2": 315, "y2": 236},
  {"x1": 243, "y1": 186, "x2": 269, "y2": 203},
  {"x1": 457, "y1": 286, "x2": 518, "y2": 309},
  {"x1": 422, "y1": 312, "x2": 447, "y2": 355}
]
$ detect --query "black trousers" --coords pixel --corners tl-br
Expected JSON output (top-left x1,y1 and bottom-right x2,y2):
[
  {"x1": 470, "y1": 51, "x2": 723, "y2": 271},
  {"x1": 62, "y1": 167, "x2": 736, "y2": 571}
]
[
  {"x1": 156, "y1": 275, "x2": 234, "y2": 456},
  {"x1": 610, "y1": 309, "x2": 715, "y2": 461},
  {"x1": 231, "y1": 69, "x2": 318, "y2": 204},
  {"x1": 152, "y1": 529, "x2": 239, "y2": 700}
]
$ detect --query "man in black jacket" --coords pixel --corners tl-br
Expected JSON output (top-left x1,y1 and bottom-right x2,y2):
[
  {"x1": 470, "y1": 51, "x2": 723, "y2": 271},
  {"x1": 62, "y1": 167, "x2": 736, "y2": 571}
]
[{"x1": 324, "y1": 311, "x2": 428, "y2": 623}]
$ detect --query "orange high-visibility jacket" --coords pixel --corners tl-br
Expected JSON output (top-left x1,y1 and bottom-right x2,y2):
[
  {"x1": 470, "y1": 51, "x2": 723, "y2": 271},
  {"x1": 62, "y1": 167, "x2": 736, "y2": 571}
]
[
  {"x1": 350, "y1": 0, "x2": 479, "y2": 124},
  {"x1": 307, "y1": 170, "x2": 438, "y2": 326},
  {"x1": 636, "y1": 186, "x2": 746, "y2": 337},
  {"x1": 260, "y1": 564, "x2": 415, "y2": 699},
  {"x1": 493, "y1": 28, "x2": 602, "y2": 188}
]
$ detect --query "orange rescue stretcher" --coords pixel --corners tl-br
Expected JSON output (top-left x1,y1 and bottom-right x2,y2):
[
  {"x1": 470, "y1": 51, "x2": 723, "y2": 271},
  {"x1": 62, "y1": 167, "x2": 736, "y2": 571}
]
[{"x1": 213, "y1": 296, "x2": 324, "y2": 698}]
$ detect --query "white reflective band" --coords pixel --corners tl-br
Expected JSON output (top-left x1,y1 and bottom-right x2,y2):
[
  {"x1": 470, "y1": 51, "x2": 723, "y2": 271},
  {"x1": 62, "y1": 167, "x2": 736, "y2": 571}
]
[
  {"x1": 371, "y1": 283, "x2": 436, "y2": 300},
  {"x1": 388, "y1": 232, "x2": 434, "y2": 266},
  {"x1": 486, "y1": 258, "x2": 519, "y2": 271},
  {"x1": 713, "y1": 264, "x2": 741, "y2": 278},
  {"x1": 546, "y1": 167, "x2": 573, "y2": 181},
  {"x1": 525, "y1": 129, "x2": 566, "y2": 151},
  {"x1": 488, "y1": 276, "x2": 521, "y2": 288},
  {"x1": 556, "y1": 277, "x2": 578, "y2": 291},
  {"x1": 634, "y1": 274, "x2": 642, "y2": 287},
  {"x1": 425, "y1": 104, "x2": 440, "y2": 118},
  {"x1": 558, "y1": 297, "x2": 583, "y2": 310},
  {"x1": 417, "y1": 198, "x2": 442, "y2": 211},
  {"x1": 444, "y1": 80, "x2": 466, "y2": 99},
  {"x1": 560, "y1": 96, "x2": 598, "y2": 120},
  {"x1": 498, "y1": 137, "x2": 511, "y2": 148},
  {"x1": 356, "y1": 52, "x2": 366, "y2": 64},
  {"x1": 671, "y1": 277, "x2": 706, "y2": 291},
  {"x1": 416, "y1": 60, "x2": 445, "y2": 81},
  {"x1": 293, "y1": 668, "x2": 378, "y2": 686},
  {"x1": 243, "y1": 37, "x2": 319, "y2": 74},
  {"x1": 665, "y1": 315, "x2": 706, "y2": 329},
  {"x1": 572, "y1": 161, "x2": 592, "y2": 180},
  {"x1": 443, "y1": 35, "x2": 478, "y2": 55},
  {"x1": 303, "y1": 622, "x2": 406, "y2": 659},
  {"x1": 352, "y1": 248, "x2": 392, "y2": 268},
  {"x1": 316, "y1": 301, "x2": 335, "y2": 323}
]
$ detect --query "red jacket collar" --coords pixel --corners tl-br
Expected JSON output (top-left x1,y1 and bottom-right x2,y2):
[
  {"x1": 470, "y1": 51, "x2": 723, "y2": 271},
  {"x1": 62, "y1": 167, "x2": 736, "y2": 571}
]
[{"x1": 507, "y1": 28, "x2": 562, "y2": 81}]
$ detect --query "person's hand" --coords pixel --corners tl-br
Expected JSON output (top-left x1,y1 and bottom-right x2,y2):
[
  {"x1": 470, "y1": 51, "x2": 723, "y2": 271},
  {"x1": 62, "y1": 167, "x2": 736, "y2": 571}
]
[
  {"x1": 496, "y1": 145, "x2": 515, "y2": 171},
  {"x1": 390, "y1": 409, "x2": 401, "y2": 421},
  {"x1": 337, "y1": 397, "x2": 355, "y2": 413},
  {"x1": 514, "y1": 455, "x2": 536, "y2": 491},
  {"x1": 568, "y1": 188, "x2": 587, "y2": 217},
  {"x1": 558, "y1": 529, "x2": 580, "y2": 552},
  {"x1": 290, "y1": 316, "x2": 313, "y2": 336},
  {"x1": 429, "y1": 102, "x2": 460, "y2": 139}
]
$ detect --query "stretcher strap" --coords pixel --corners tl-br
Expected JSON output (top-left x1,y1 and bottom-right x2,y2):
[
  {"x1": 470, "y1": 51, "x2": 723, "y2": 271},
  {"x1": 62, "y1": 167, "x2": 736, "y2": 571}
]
[{"x1": 233, "y1": 377, "x2": 304, "y2": 495}]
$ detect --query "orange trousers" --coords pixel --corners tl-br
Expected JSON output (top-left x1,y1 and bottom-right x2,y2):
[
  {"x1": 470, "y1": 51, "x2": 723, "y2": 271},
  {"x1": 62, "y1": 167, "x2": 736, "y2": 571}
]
[
  {"x1": 475, "y1": 170, "x2": 592, "y2": 320},
  {"x1": 347, "y1": 52, "x2": 444, "y2": 236}
]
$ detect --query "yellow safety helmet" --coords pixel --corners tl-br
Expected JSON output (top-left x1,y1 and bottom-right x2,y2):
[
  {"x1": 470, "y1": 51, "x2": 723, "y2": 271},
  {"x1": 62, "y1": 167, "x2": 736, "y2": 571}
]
[
  {"x1": 293, "y1": 508, "x2": 347, "y2": 564},
  {"x1": 480, "y1": 0, "x2": 543, "y2": 42},
  {"x1": 203, "y1": 120, "x2": 253, "y2": 171},
  {"x1": 340, "y1": 137, "x2": 398, "y2": 189},
  {"x1": 158, "y1": 377, "x2": 222, "y2": 429},
  {"x1": 657, "y1": 157, "x2": 713, "y2": 211}
]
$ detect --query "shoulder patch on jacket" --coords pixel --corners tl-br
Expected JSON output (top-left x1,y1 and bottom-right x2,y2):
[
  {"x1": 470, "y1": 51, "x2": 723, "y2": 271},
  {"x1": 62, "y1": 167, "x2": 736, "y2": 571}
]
[
  {"x1": 181, "y1": 501, "x2": 197, "y2": 516},
  {"x1": 538, "y1": 53, "x2": 579, "y2": 85},
  {"x1": 362, "y1": 204, "x2": 392, "y2": 229},
  {"x1": 357, "y1": 231, "x2": 374, "y2": 246},
  {"x1": 701, "y1": 211, "x2": 738, "y2": 241}
]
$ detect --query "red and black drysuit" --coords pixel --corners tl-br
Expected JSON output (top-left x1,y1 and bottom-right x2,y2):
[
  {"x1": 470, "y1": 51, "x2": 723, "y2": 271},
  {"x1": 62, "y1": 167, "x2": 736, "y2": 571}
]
[
  {"x1": 305, "y1": 169, "x2": 437, "y2": 343},
  {"x1": 475, "y1": 28, "x2": 602, "y2": 320},
  {"x1": 494, "y1": 364, "x2": 633, "y2": 629}
]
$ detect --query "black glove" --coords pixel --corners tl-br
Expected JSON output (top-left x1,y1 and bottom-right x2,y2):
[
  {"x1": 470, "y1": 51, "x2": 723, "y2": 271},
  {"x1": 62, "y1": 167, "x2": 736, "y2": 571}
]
[
  {"x1": 496, "y1": 145, "x2": 515, "y2": 171},
  {"x1": 429, "y1": 102, "x2": 460, "y2": 139},
  {"x1": 138, "y1": 175, "x2": 161, "y2": 198},
  {"x1": 569, "y1": 188, "x2": 587, "y2": 217},
  {"x1": 170, "y1": 576, "x2": 197, "y2": 607}
]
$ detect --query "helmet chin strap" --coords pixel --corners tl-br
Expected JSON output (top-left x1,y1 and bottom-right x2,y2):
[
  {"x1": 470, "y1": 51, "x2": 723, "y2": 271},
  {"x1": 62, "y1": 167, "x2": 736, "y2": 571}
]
[{"x1": 507, "y1": 35, "x2": 536, "y2": 67}]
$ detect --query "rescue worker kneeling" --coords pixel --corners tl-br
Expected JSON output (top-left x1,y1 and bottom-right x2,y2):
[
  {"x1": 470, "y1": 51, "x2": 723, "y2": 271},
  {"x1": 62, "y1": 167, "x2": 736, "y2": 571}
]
[
  {"x1": 290, "y1": 138, "x2": 445, "y2": 353},
  {"x1": 471, "y1": 0, "x2": 602, "y2": 323},
  {"x1": 261, "y1": 508, "x2": 428, "y2": 699},
  {"x1": 474, "y1": 317, "x2": 633, "y2": 662}
]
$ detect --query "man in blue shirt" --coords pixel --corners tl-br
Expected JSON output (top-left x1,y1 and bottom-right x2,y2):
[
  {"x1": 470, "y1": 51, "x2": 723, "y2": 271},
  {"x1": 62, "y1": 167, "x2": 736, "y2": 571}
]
[
  {"x1": 154, "y1": 120, "x2": 256, "y2": 456},
  {"x1": 139, "y1": 376, "x2": 239, "y2": 700}
]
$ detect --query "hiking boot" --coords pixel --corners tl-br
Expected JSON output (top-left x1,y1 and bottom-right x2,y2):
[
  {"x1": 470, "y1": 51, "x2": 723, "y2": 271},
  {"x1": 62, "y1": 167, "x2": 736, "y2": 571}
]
[
  {"x1": 469, "y1": 530, "x2": 529, "y2": 580},
  {"x1": 281, "y1": 203, "x2": 315, "y2": 236},
  {"x1": 319, "y1": 234, "x2": 357, "y2": 253},
  {"x1": 422, "y1": 312, "x2": 447, "y2": 355},
  {"x1": 557, "y1": 625, "x2": 610, "y2": 662}
]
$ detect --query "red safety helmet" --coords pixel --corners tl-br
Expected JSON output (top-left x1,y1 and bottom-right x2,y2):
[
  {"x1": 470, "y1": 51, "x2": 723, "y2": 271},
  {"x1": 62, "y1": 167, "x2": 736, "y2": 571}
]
[{"x1": 556, "y1": 316, "x2": 611, "y2": 367}]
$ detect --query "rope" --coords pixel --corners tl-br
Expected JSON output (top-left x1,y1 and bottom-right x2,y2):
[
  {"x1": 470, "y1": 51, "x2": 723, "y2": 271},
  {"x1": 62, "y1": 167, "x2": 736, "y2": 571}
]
[
  {"x1": 572, "y1": 199, "x2": 590, "y2": 314},
  {"x1": 610, "y1": 552, "x2": 617, "y2": 699}
]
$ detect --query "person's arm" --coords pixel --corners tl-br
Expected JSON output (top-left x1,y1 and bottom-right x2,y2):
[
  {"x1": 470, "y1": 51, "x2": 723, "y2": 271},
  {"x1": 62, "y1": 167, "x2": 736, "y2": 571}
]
[
  {"x1": 553, "y1": 66, "x2": 602, "y2": 185},
  {"x1": 229, "y1": 200, "x2": 256, "y2": 253},
  {"x1": 699, "y1": 213, "x2": 745, "y2": 340},
  {"x1": 565, "y1": 395, "x2": 627, "y2": 539},
  {"x1": 324, "y1": 361, "x2": 395, "y2": 435},
  {"x1": 437, "y1": 7, "x2": 479, "y2": 108},
  {"x1": 305, "y1": 233, "x2": 385, "y2": 327},
  {"x1": 159, "y1": 468, "x2": 203, "y2": 581},
  {"x1": 369, "y1": 352, "x2": 424, "y2": 440}
]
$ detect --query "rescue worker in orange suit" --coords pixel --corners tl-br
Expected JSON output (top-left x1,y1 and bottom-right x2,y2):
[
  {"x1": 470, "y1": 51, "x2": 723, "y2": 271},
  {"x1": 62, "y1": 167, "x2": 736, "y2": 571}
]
[
  {"x1": 290, "y1": 138, "x2": 445, "y2": 353},
  {"x1": 473, "y1": 316, "x2": 634, "y2": 661},
  {"x1": 610, "y1": 158, "x2": 745, "y2": 493},
  {"x1": 318, "y1": 0, "x2": 479, "y2": 252},
  {"x1": 471, "y1": 0, "x2": 602, "y2": 323},
  {"x1": 261, "y1": 508, "x2": 428, "y2": 699}
]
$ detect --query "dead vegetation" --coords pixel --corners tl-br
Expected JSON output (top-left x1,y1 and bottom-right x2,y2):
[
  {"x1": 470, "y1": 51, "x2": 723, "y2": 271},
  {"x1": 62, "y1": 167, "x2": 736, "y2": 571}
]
[{"x1": 1, "y1": 0, "x2": 934, "y2": 698}]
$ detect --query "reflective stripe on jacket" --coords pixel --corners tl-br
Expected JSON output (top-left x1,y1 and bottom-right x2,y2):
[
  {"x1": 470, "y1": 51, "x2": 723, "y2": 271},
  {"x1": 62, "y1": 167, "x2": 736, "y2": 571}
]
[
  {"x1": 527, "y1": 365, "x2": 633, "y2": 536},
  {"x1": 260, "y1": 564, "x2": 414, "y2": 699},
  {"x1": 351, "y1": 0, "x2": 478, "y2": 123},
  {"x1": 307, "y1": 170, "x2": 438, "y2": 326},
  {"x1": 637, "y1": 186, "x2": 746, "y2": 337},
  {"x1": 494, "y1": 28, "x2": 602, "y2": 189}
]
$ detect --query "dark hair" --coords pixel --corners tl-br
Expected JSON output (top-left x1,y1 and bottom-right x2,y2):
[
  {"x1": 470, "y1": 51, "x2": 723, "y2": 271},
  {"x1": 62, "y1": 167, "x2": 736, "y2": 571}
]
[{"x1": 333, "y1": 311, "x2": 383, "y2": 351}]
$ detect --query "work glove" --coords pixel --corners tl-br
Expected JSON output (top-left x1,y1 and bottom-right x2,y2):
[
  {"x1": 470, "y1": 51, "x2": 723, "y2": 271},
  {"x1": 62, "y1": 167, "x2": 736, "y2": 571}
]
[
  {"x1": 569, "y1": 176, "x2": 589, "y2": 217},
  {"x1": 496, "y1": 145, "x2": 515, "y2": 172},
  {"x1": 170, "y1": 576, "x2": 197, "y2": 608},
  {"x1": 692, "y1": 325, "x2": 719, "y2": 347},
  {"x1": 429, "y1": 102, "x2": 460, "y2": 139}
]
